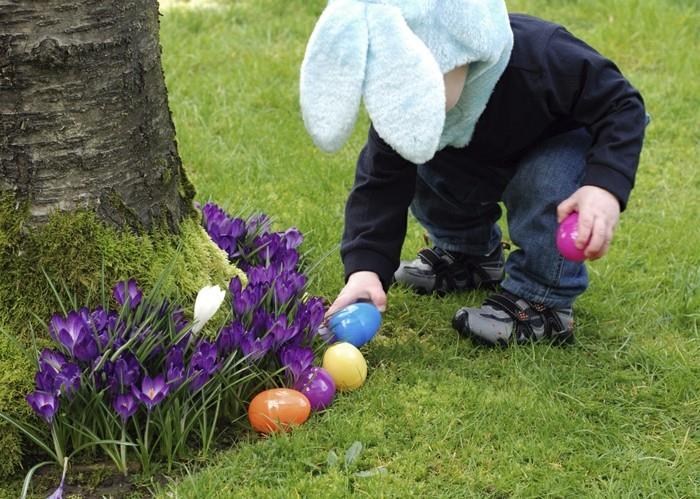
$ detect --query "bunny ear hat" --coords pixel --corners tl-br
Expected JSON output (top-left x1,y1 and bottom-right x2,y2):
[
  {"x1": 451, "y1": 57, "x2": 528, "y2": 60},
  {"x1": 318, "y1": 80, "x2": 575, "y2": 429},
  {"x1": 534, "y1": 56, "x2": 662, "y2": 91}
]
[{"x1": 299, "y1": 0, "x2": 513, "y2": 164}]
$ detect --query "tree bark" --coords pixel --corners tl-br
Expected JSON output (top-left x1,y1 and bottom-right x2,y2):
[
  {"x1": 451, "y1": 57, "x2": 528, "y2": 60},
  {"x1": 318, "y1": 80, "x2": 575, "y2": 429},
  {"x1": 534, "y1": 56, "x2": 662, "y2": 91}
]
[{"x1": 0, "y1": 0, "x2": 194, "y2": 231}]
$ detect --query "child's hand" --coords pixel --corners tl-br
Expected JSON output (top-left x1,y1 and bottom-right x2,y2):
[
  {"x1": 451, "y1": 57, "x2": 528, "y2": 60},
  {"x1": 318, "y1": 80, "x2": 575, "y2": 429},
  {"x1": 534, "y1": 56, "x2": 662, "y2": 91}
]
[
  {"x1": 326, "y1": 271, "x2": 387, "y2": 318},
  {"x1": 557, "y1": 186, "x2": 620, "y2": 260}
]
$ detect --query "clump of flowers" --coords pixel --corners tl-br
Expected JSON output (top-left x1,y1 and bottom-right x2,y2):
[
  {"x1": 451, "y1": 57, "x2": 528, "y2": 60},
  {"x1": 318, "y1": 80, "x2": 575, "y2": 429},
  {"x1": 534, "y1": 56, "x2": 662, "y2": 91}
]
[
  {"x1": 4, "y1": 202, "x2": 330, "y2": 493},
  {"x1": 201, "y1": 202, "x2": 327, "y2": 388},
  {"x1": 9, "y1": 276, "x2": 258, "y2": 485}
]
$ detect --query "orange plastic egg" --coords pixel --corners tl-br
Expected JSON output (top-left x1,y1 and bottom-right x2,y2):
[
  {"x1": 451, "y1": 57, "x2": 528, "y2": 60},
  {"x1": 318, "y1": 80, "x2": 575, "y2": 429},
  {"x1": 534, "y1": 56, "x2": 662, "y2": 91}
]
[{"x1": 247, "y1": 388, "x2": 311, "y2": 434}]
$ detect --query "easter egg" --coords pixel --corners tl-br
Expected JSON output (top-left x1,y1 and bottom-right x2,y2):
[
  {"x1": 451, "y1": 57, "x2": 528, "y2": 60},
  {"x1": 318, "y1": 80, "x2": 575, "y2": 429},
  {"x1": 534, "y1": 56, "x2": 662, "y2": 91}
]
[
  {"x1": 293, "y1": 367, "x2": 336, "y2": 411},
  {"x1": 322, "y1": 342, "x2": 367, "y2": 391},
  {"x1": 556, "y1": 212, "x2": 588, "y2": 262},
  {"x1": 328, "y1": 302, "x2": 382, "y2": 347},
  {"x1": 247, "y1": 388, "x2": 311, "y2": 434}
]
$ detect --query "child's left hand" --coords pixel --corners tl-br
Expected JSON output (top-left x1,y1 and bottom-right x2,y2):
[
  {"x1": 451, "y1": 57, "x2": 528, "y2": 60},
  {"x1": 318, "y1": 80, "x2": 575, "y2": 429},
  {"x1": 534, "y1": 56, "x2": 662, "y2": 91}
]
[{"x1": 557, "y1": 186, "x2": 620, "y2": 260}]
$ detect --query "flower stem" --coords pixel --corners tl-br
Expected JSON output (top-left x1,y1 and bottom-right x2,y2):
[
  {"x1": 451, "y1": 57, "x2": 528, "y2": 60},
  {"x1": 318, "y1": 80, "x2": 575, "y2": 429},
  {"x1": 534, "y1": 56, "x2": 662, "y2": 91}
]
[
  {"x1": 120, "y1": 425, "x2": 128, "y2": 476},
  {"x1": 51, "y1": 424, "x2": 65, "y2": 465},
  {"x1": 143, "y1": 411, "x2": 151, "y2": 475}
]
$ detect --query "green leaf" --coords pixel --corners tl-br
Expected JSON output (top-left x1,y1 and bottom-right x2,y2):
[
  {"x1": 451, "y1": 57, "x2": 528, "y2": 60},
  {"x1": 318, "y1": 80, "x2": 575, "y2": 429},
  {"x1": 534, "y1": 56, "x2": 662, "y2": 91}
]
[
  {"x1": 326, "y1": 450, "x2": 339, "y2": 468},
  {"x1": 20, "y1": 460, "x2": 55, "y2": 499},
  {"x1": 0, "y1": 412, "x2": 58, "y2": 462},
  {"x1": 354, "y1": 466, "x2": 388, "y2": 478},
  {"x1": 344, "y1": 441, "x2": 363, "y2": 467}
]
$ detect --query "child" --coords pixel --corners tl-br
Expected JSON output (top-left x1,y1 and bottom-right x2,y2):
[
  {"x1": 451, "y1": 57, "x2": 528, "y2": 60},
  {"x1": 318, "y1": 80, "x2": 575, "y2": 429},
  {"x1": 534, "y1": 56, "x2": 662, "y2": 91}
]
[{"x1": 299, "y1": 0, "x2": 646, "y2": 346}]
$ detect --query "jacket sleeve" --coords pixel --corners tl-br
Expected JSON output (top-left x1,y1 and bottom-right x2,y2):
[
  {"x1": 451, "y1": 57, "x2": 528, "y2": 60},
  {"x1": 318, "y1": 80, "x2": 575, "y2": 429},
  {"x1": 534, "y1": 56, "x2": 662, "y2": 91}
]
[
  {"x1": 544, "y1": 27, "x2": 646, "y2": 210},
  {"x1": 341, "y1": 126, "x2": 417, "y2": 290}
]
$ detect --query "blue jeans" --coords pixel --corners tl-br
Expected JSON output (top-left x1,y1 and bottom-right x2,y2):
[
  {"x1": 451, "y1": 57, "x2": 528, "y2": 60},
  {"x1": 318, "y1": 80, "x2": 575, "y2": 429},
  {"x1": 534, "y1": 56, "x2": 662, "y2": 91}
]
[{"x1": 411, "y1": 128, "x2": 591, "y2": 308}]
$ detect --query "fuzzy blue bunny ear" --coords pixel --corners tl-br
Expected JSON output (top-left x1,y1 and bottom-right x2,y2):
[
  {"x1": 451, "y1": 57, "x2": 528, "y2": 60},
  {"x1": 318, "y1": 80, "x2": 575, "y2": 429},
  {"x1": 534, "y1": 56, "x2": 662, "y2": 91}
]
[
  {"x1": 363, "y1": 3, "x2": 444, "y2": 164},
  {"x1": 300, "y1": 0, "x2": 368, "y2": 153},
  {"x1": 300, "y1": 0, "x2": 445, "y2": 163},
  {"x1": 300, "y1": 0, "x2": 512, "y2": 164}
]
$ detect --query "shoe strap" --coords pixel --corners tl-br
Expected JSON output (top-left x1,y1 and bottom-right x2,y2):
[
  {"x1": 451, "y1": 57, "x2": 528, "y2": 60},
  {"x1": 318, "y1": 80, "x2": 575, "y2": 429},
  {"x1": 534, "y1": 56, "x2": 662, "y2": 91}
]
[
  {"x1": 417, "y1": 248, "x2": 452, "y2": 270},
  {"x1": 485, "y1": 292, "x2": 533, "y2": 321},
  {"x1": 418, "y1": 248, "x2": 459, "y2": 291},
  {"x1": 485, "y1": 292, "x2": 571, "y2": 339},
  {"x1": 418, "y1": 247, "x2": 498, "y2": 292}
]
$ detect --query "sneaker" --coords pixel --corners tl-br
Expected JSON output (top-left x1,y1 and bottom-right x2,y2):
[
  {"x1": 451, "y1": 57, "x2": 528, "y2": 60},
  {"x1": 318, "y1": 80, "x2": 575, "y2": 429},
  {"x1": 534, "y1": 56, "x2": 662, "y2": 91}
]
[
  {"x1": 394, "y1": 244, "x2": 505, "y2": 295},
  {"x1": 452, "y1": 290, "x2": 575, "y2": 346}
]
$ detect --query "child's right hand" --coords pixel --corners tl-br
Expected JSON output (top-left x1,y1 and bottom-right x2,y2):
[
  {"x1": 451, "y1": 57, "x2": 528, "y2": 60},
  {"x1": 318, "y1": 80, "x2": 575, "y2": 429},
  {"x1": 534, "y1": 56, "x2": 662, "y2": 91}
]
[{"x1": 326, "y1": 271, "x2": 387, "y2": 318}]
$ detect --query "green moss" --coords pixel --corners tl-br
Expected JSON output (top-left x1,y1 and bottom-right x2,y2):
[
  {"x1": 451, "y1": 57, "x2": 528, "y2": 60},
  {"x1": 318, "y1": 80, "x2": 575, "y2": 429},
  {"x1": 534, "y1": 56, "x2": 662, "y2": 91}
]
[
  {"x1": 0, "y1": 193, "x2": 244, "y2": 479},
  {"x1": 0, "y1": 335, "x2": 33, "y2": 479}
]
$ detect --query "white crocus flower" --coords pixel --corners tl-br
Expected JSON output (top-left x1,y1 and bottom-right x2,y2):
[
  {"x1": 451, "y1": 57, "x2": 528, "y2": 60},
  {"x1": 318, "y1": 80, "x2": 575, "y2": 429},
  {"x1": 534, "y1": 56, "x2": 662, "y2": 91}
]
[{"x1": 192, "y1": 285, "x2": 226, "y2": 334}]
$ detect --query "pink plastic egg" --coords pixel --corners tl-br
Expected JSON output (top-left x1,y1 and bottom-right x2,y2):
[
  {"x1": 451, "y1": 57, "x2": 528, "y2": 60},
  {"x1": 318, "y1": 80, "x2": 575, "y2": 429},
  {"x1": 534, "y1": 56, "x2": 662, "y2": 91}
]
[
  {"x1": 293, "y1": 367, "x2": 336, "y2": 411},
  {"x1": 556, "y1": 212, "x2": 587, "y2": 262}
]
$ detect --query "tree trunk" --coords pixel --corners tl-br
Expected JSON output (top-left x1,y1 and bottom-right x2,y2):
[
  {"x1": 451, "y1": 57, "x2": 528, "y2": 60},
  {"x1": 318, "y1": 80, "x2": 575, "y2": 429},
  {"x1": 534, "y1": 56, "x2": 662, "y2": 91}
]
[{"x1": 0, "y1": 0, "x2": 194, "y2": 231}]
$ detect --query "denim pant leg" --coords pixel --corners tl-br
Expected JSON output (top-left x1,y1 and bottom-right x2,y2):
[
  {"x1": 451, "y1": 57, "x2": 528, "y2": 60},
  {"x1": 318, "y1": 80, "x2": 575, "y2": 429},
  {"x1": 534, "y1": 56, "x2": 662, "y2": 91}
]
[
  {"x1": 410, "y1": 147, "x2": 510, "y2": 256},
  {"x1": 501, "y1": 128, "x2": 591, "y2": 308}
]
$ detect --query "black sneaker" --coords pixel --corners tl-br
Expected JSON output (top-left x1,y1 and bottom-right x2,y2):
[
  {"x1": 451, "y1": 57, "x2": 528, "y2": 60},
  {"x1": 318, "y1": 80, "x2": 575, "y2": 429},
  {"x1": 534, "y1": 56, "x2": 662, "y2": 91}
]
[
  {"x1": 452, "y1": 290, "x2": 575, "y2": 346},
  {"x1": 394, "y1": 244, "x2": 505, "y2": 295}
]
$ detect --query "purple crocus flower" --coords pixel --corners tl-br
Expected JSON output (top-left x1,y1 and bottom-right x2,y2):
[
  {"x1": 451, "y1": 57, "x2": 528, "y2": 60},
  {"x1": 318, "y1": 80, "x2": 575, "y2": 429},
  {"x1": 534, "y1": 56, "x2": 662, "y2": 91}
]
[
  {"x1": 229, "y1": 276, "x2": 243, "y2": 296},
  {"x1": 39, "y1": 349, "x2": 67, "y2": 373},
  {"x1": 248, "y1": 265, "x2": 277, "y2": 286},
  {"x1": 251, "y1": 308, "x2": 273, "y2": 337},
  {"x1": 287, "y1": 271, "x2": 307, "y2": 296},
  {"x1": 35, "y1": 349, "x2": 67, "y2": 391},
  {"x1": 232, "y1": 284, "x2": 264, "y2": 317},
  {"x1": 247, "y1": 213, "x2": 271, "y2": 234},
  {"x1": 49, "y1": 311, "x2": 99, "y2": 362},
  {"x1": 112, "y1": 279, "x2": 143, "y2": 310},
  {"x1": 269, "y1": 315, "x2": 298, "y2": 349},
  {"x1": 132, "y1": 374, "x2": 169, "y2": 411},
  {"x1": 93, "y1": 357, "x2": 112, "y2": 391},
  {"x1": 216, "y1": 321, "x2": 244, "y2": 357},
  {"x1": 172, "y1": 308, "x2": 189, "y2": 334},
  {"x1": 165, "y1": 346, "x2": 185, "y2": 388},
  {"x1": 26, "y1": 390, "x2": 59, "y2": 423},
  {"x1": 187, "y1": 340, "x2": 220, "y2": 392},
  {"x1": 220, "y1": 218, "x2": 247, "y2": 256},
  {"x1": 276, "y1": 248, "x2": 300, "y2": 272},
  {"x1": 202, "y1": 202, "x2": 247, "y2": 258},
  {"x1": 279, "y1": 345, "x2": 314, "y2": 383},
  {"x1": 305, "y1": 297, "x2": 326, "y2": 334},
  {"x1": 113, "y1": 393, "x2": 138, "y2": 422},
  {"x1": 54, "y1": 362, "x2": 81, "y2": 397},
  {"x1": 295, "y1": 297, "x2": 326, "y2": 340},
  {"x1": 86, "y1": 306, "x2": 117, "y2": 349},
  {"x1": 240, "y1": 333, "x2": 274, "y2": 361},
  {"x1": 35, "y1": 369, "x2": 56, "y2": 393},
  {"x1": 283, "y1": 228, "x2": 303, "y2": 249},
  {"x1": 256, "y1": 233, "x2": 282, "y2": 264},
  {"x1": 111, "y1": 353, "x2": 142, "y2": 393},
  {"x1": 73, "y1": 333, "x2": 99, "y2": 363},
  {"x1": 274, "y1": 280, "x2": 295, "y2": 307}
]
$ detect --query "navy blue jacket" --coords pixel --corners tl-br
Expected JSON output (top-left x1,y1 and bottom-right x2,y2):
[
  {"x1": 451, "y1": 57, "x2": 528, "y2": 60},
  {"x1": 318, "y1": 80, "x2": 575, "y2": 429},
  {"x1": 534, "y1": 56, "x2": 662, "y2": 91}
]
[{"x1": 341, "y1": 13, "x2": 647, "y2": 289}]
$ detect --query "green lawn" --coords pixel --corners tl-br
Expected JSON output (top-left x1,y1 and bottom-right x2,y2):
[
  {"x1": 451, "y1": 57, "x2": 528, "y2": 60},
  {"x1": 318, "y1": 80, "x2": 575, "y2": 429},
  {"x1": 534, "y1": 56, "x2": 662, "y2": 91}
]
[{"x1": 154, "y1": 0, "x2": 700, "y2": 497}]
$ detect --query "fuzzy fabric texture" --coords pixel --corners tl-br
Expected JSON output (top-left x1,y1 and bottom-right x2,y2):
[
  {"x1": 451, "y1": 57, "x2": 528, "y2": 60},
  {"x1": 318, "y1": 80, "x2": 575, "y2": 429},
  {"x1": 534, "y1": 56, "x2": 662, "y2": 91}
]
[{"x1": 300, "y1": 0, "x2": 513, "y2": 164}]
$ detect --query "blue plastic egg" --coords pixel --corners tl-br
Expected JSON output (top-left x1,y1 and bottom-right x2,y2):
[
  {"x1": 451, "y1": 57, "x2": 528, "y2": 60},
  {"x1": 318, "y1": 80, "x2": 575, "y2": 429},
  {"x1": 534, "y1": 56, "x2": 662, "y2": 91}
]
[{"x1": 328, "y1": 302, "x2": 382, "y2": 347}]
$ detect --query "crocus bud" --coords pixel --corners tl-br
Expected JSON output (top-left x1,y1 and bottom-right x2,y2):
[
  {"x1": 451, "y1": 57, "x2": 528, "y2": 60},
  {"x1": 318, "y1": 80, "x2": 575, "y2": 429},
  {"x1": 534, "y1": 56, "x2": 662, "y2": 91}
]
[{"x1": 192, "y1": 285, "x2": 226, "y2": 334}]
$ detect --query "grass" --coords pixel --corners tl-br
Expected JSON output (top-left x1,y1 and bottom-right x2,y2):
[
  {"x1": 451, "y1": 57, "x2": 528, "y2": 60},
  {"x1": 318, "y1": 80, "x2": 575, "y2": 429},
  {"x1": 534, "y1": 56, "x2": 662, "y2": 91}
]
[
  {"x1": 154, "y1": 0, "x2": 700, "y2": 497},
  {"x1": 3, "y1": 0, "x2": 698, "y2": 496}
]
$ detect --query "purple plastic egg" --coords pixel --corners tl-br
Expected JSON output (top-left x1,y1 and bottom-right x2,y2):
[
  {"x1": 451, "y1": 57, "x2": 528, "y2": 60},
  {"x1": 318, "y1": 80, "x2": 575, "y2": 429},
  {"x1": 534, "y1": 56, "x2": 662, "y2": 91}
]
[
  {"x1": 556, "y1": 212, "x2": 587, "y2": 262},
  {"x1": 293, "y1": 367, "x2": 336, "y2": 411}
]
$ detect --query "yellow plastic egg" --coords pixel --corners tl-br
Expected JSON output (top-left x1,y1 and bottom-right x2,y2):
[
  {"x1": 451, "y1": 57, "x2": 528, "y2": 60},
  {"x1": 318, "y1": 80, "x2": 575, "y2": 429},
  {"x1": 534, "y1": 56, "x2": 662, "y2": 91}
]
[{"x1": 322, "y1": 342, "x2": 367, "y2": 391}]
